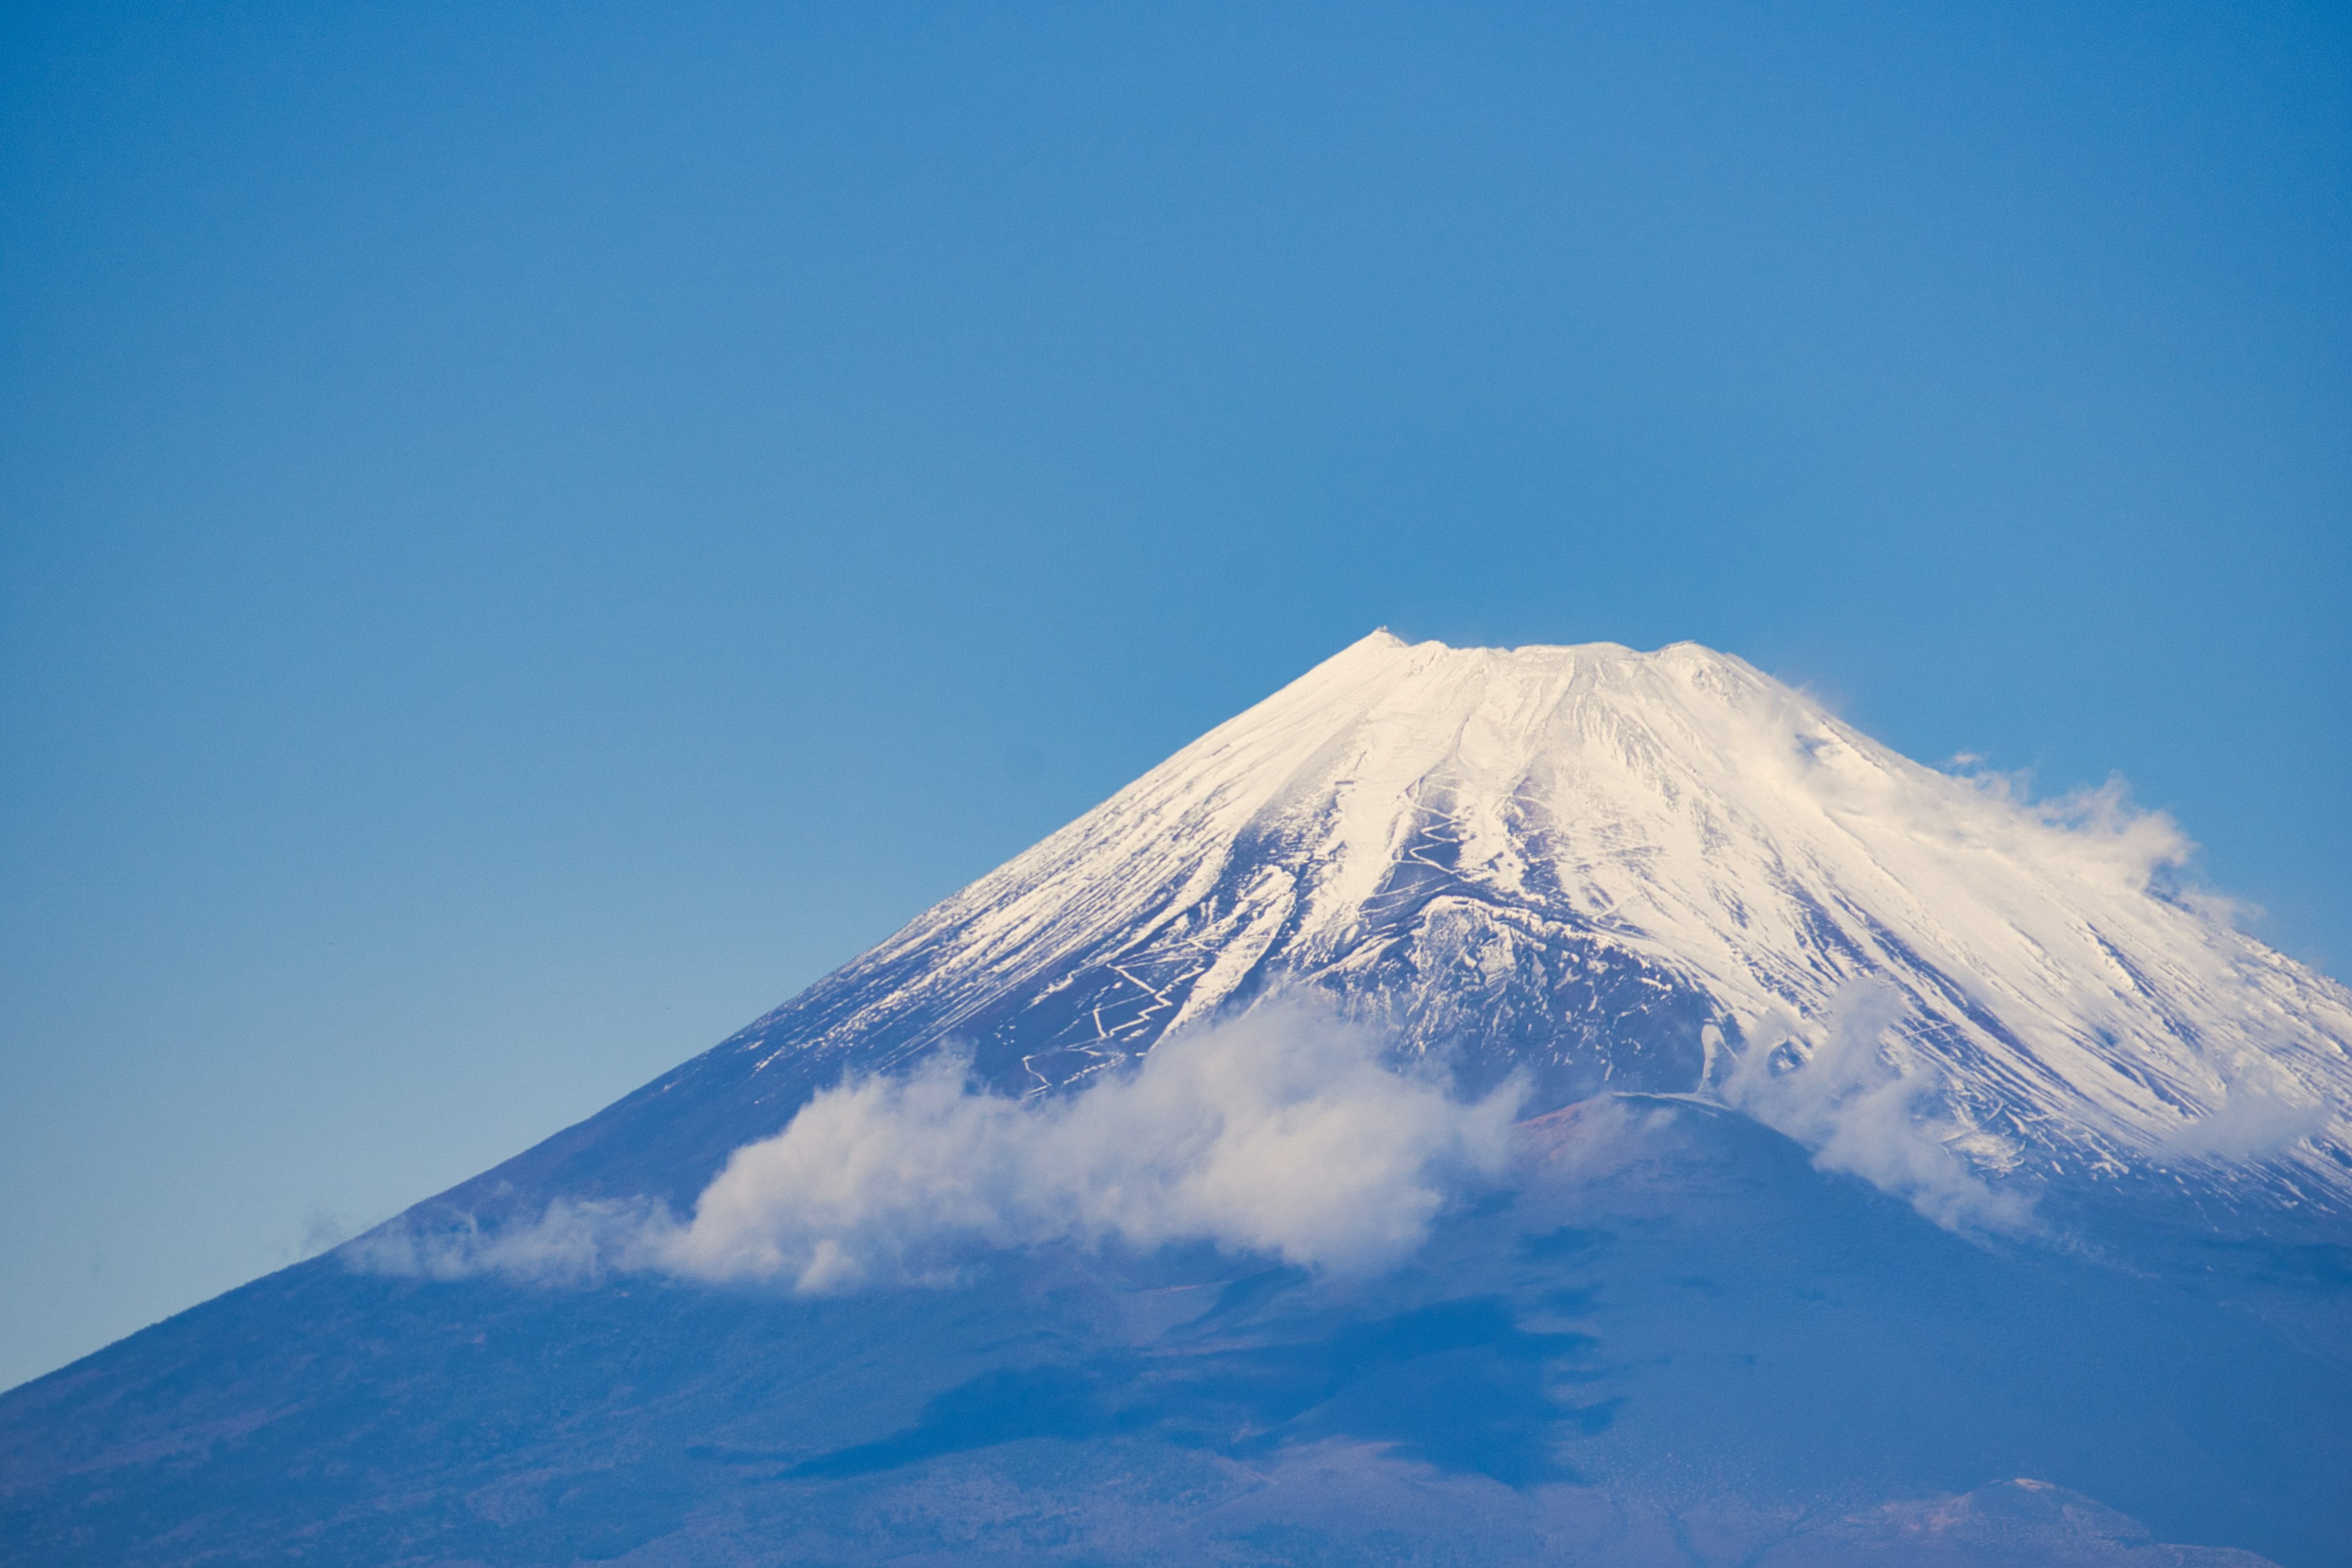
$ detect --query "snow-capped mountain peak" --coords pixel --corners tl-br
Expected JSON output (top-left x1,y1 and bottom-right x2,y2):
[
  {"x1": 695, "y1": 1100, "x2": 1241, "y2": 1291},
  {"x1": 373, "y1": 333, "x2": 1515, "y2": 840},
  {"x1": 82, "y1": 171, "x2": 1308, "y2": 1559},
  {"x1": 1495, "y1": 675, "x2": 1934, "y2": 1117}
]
[{"x1": 712, "y1": 631, "x2": 2350, "y2": 1216}]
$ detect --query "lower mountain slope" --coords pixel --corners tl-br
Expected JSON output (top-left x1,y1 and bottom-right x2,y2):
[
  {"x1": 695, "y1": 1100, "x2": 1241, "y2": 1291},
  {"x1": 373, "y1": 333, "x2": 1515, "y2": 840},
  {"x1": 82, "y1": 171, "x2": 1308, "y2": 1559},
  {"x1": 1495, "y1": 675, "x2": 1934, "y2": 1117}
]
[{"x1": 1, "y1": 1100, "x2": 2343, "y2": 1566}]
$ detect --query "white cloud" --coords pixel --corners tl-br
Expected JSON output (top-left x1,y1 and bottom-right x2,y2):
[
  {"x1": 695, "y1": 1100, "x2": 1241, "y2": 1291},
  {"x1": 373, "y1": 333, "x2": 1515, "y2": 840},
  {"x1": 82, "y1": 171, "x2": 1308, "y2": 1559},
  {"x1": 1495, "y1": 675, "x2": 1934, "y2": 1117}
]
[
  {"x1": 1721, "y1": 978, "x2": 2033, "y2": 1234},
  {"x1": 352, "y1": 1003, "x2": 1527, "y2": 1292},
  {"x1": 345, "y1": 1194, "x2": 673, "y2": 1284},
  {"x1": 2163, "y1": 1069, "x2": 2326, "y2": 1162}
]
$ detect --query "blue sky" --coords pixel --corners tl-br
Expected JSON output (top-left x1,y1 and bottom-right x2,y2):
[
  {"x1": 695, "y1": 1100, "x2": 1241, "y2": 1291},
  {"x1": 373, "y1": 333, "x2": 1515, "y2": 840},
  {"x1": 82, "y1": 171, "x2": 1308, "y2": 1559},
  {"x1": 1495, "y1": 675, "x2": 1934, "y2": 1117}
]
[{"x1": 2, "y1": 2, "x2": 2345, "y2": 1390}]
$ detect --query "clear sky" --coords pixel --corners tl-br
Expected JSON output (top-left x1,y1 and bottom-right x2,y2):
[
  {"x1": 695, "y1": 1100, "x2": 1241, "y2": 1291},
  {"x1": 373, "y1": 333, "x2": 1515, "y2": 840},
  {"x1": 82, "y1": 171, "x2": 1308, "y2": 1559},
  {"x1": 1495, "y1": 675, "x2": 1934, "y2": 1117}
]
[{"x1": 2, "y1": 2, "x2": 2346, "y2": 1392}]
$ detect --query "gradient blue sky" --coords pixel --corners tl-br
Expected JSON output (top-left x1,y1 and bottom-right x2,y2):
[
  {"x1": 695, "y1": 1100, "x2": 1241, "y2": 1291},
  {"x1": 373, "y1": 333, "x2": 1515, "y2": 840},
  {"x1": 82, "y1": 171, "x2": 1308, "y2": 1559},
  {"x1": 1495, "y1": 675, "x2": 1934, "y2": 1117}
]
[{"x1": 3, "y1": 2, "x2": 2346, "y2": 1390}]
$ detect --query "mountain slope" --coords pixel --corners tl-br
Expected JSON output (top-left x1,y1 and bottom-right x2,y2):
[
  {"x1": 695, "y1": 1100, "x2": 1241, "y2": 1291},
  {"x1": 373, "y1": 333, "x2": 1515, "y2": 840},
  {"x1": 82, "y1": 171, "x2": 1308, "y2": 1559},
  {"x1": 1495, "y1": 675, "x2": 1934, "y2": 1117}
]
[{"x1": 6, "y1": 1095, "x2": 2345, "y2": 1566}]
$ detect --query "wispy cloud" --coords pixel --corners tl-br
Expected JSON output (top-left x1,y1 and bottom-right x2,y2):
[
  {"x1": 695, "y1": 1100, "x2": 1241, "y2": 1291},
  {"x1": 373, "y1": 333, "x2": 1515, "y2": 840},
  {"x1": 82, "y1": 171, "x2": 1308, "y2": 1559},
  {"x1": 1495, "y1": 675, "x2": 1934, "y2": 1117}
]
[
  {"x1": 352, "y1": 1004, "x2": 1527, "y2": 1291},
  {"x1": 1722, "y1": 978, "x2": 2033, "y2": 1234},
  {"x1": 2163, "y1": 1070, "x2": 2326, "y2": 1162}
]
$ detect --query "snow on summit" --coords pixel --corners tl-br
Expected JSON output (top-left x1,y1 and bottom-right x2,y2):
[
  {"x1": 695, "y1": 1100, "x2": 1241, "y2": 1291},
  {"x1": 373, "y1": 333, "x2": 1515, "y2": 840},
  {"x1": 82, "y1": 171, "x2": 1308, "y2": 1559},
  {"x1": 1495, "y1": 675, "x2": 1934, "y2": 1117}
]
[{"x1": 707, "y1": 631, "x2": 2352, "y2": 1221}]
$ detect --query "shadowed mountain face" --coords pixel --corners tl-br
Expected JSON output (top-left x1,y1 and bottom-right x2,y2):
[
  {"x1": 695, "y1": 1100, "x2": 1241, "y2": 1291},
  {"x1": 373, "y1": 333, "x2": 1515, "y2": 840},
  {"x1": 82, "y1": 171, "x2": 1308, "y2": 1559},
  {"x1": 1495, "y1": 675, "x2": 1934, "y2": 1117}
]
[{"x1": 4, "y1": 636, "x2": 2349, "y2": 1566}]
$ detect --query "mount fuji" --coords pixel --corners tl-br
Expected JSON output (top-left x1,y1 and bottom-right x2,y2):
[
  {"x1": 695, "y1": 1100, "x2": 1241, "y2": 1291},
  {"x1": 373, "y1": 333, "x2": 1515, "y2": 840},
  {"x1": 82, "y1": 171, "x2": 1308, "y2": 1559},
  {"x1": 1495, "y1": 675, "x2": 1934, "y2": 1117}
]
[{"x1": 5, "y1": 633, "x2": 2349, "y2": 1566}]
